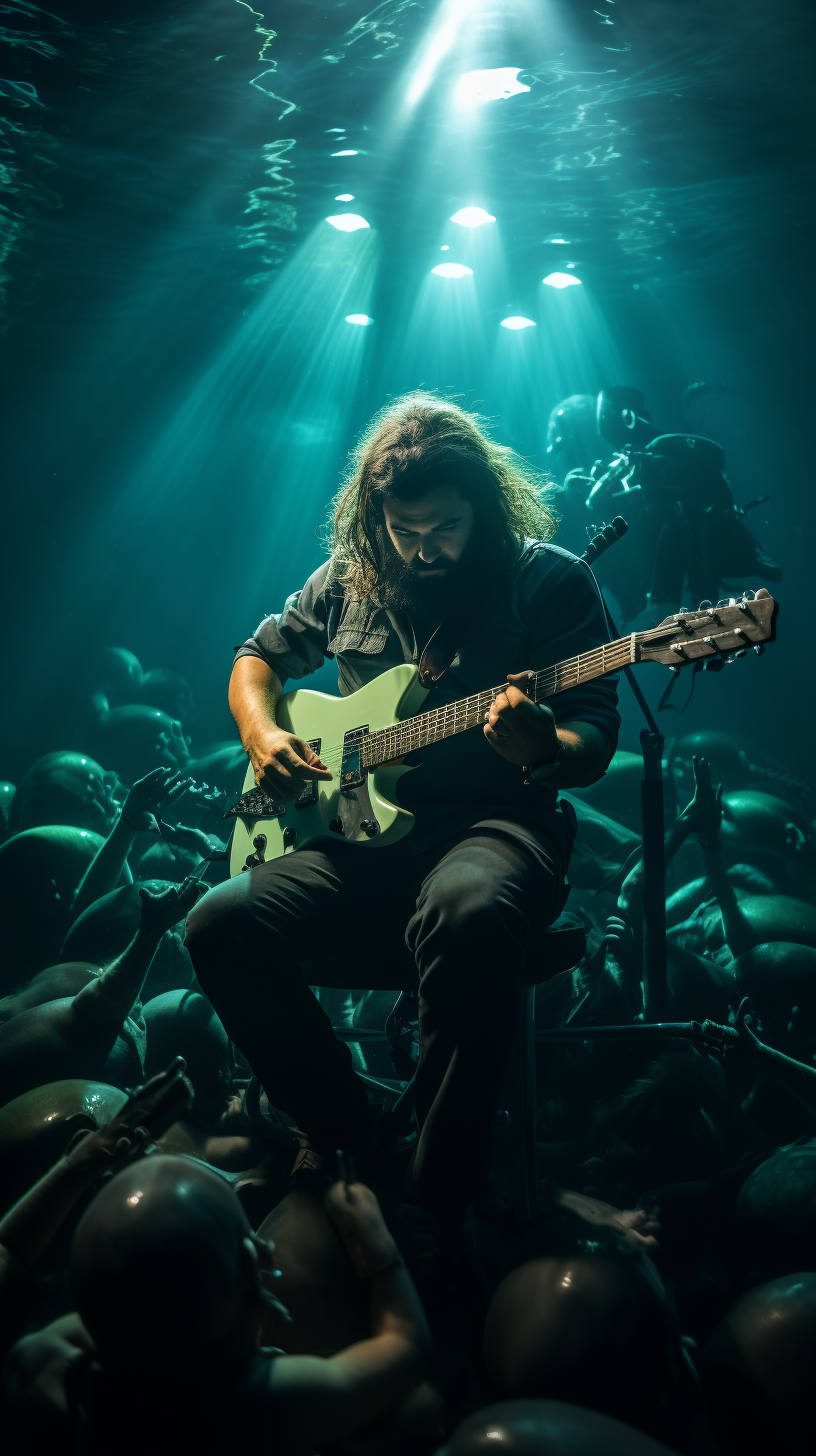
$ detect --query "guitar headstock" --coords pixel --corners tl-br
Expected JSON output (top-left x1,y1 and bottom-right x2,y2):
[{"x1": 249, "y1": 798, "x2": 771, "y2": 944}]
[{"x1": 638, "y1": 588, "x2": 778, "y2": 666}]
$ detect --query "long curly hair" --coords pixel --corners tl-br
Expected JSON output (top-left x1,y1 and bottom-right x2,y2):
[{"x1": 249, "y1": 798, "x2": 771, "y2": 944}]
[{"x1": 326, "y1": 392, "x2": 558, "y2": 599}]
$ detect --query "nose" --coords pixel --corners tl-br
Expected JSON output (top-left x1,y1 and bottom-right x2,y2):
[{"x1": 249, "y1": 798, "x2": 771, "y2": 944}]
[{"x1": 418, "y1": 540, "x2": 441, "y2": 564}]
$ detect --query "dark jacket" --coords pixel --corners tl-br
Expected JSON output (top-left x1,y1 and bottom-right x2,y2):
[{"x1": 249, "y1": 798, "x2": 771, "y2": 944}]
[{"x1": 235, "y1": 541, "x2": 620, "y2": 854}]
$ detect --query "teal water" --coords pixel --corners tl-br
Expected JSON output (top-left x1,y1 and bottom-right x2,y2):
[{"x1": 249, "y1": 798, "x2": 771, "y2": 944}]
[{"x1": 1, "y1": 0, "x2": 813, "y2": 771}]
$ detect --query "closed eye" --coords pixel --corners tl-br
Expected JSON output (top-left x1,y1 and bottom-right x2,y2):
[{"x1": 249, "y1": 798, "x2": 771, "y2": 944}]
[{"x1": 392, "y1": 517, "x2": 462, "y2": 536}]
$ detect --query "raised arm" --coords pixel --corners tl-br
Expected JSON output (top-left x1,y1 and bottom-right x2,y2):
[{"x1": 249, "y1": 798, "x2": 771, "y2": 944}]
[
  {"x1": 71, "y1": 768, "x2": 192, "y2": 921},
  {"x1": 69, "y1": 880, "x2": 203, "y2": 1027},
  {"x1": 0, "y1": 1063, "x2": 191, "y2": 1337},
  {"x1": 731, "y1": 999, "x2": 816, "y2": 1122}
]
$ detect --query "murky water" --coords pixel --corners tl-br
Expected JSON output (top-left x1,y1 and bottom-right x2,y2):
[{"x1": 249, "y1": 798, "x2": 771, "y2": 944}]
[{"x1": 1, "y1": 0, "x2": 813, "y2": 772}]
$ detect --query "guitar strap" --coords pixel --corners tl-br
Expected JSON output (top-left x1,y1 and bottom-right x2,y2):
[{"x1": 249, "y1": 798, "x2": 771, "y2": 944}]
[{"x1": 416, "y1": 603, "x2": 473, "y2": 687}]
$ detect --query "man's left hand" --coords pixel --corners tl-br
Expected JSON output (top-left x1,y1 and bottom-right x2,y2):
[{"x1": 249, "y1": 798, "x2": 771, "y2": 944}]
[{"x1": 483, "y1": 670, "x2": 560, "y2": 768}]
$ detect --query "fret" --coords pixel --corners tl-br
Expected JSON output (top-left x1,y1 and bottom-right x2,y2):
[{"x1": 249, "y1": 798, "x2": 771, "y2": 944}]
[{"x1": 362, "y1": 633, "x2": 635, "y2": 769}]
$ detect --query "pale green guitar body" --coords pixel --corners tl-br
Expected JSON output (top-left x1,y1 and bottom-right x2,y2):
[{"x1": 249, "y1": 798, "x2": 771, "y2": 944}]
[{"x1": 229, "y1": 664, "x2": 428, "y2": 876}]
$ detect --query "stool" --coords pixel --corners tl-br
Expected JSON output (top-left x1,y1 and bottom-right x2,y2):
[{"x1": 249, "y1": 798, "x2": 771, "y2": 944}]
[
  {"x1": 304, "y1": 911, "x2": 586, "y2": 1217},
  {"x1": 517, "y1": 911, "x2": 586, "y2": 1217}
]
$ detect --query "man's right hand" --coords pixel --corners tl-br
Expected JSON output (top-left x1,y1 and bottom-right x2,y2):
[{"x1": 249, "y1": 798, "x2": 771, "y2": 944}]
[{"x1": 250, "y1": 729, "x2": 333, "y2": 801}]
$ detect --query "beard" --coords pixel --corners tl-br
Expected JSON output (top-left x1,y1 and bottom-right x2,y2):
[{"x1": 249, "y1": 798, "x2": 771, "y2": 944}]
[{"x1": 377, "y1": 530, "x2": 481, "y2": 619}]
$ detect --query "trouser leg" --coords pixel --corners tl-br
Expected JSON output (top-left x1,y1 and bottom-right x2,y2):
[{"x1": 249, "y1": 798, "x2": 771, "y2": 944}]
[
  {"x1": 406, "y1": 828, "x2": 563, "y2": 1208},
  {"x1": 184, "y1": 845, "x2": 411, "y2": 1151}
]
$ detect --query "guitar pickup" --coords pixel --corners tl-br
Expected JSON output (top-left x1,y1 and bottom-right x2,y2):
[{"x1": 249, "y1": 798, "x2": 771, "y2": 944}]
[
  {"x1": 340, "y1": 725, "x2": 368, "y2": 792},
  {"x1": 224, "y1": 787, "x2": 286, "y2": 820},
  {"x1": 295, "y1": 740, "x2": 322, "y2": 808}
]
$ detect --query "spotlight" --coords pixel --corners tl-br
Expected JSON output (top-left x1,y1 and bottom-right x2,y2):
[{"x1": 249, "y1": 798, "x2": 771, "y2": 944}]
[
  {"x1": 331, "y1": 150, "x2": 359, "y2": 156},
  {"x1": 326, "y1": 214, "x2": 370, "y2": 232},
  {"x1": 431, "y1": 263, "x2": 473, "y2": 279},
  {"x1": 450, "y1": 206, "x2": 496, "y2": 228},
  {"x1": 440, "y1": 244, "x2": 450, "y2": 250},
  {"x1": 335, "y1": 193, "x2": 355, "y2": 201},
  {"x1": 542, "y1": 272, "x2": 582, "y2": 289},
  {"x1": 456, "y1": 68, "x2": 530, "y2": 104},
  {"x1": 500, "y1": 316, "x2": 536, "y2": 330},
  {"x1": 345, "y1": 314, "x2": 373, "y2": 326},
  {"x1": 547, "y1": 238, "x2": 569, "y2": 245}
]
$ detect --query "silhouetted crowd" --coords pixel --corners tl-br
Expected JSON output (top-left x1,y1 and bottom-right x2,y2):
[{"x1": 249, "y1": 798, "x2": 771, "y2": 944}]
[{"x1": 1, "y1": 642, "x2": 815, "y2": 1455}]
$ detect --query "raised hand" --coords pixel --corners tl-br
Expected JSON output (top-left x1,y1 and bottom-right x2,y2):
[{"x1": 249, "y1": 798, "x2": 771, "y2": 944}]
[
  {"x1": 678, "y1": 755, "x2": 723, "y2": 847},
  {"x1": 122, "y1": 766, "x2": 194, "y2": 833},
  {"x1": 728, "y1": 996, "x2": 766, "y2": 1061},
  {"x1": 324, "y1": 1171, "x2": 401, "y2": 1279},
  {"x1": 602, "y1": 913, "x2": 637, "y2": 973},
  {"x1": 137, "y1": 876, "x2": 206, "y2": 939},
  {"x1": 64, "y1": 1057, "x2": 193, "y2": 1174}
]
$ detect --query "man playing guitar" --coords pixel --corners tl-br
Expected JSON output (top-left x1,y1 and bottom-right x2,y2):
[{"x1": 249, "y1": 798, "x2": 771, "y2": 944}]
[{"x1": 185, "y1": 393, "x2": 619, "y2": 1211}]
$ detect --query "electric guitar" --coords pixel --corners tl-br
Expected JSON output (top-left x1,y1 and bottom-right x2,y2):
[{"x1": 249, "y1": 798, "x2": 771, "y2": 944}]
[{"x1": 226, "y1": 590, "x2": 778, "y2": 874}]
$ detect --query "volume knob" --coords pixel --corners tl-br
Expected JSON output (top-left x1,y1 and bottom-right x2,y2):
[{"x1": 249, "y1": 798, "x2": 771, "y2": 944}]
[
  {"x1": 329, "y1": 817, "x2": 344, "y2": 834},
  {"x1": 360, "y1": 819, "x2": 378, "y2": 838}
]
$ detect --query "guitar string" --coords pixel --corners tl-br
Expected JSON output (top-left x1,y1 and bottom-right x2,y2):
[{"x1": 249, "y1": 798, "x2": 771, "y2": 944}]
[
  {"x1": 302, "y1": 644, "x2": 678, "y2": 768},
  {"x1": 277, "y1": 612, "x2": 759, "y2": 774},
  {"x1": 292, "y1": 639, "x2": 636, "y2": 771}
]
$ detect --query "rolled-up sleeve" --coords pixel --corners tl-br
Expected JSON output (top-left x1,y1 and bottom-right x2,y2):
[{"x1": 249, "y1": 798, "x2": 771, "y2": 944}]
[
  {"x1": 233, "y1": 561, "x2": 334, "y2": 686},
  {"x1": 522, "y1": 547, "x2": 621, "y2": 757}
]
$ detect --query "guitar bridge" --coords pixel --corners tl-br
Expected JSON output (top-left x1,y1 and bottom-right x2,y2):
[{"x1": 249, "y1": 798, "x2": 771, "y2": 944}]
[{"x1": 224, "y1": 787, "x2": 286, "y2": 820}]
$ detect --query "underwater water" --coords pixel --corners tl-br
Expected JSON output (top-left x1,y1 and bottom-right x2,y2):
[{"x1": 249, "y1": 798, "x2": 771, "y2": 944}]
[{"x1": 1, "y1": 0, "x2": 814, "y2": 772}]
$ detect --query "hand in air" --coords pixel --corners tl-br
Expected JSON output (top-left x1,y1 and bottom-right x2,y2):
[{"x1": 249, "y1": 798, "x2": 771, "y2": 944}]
[
  {"x1": 602, "y1": 914, "x2": 637, "y2": 974},
  {"x1": 252, "y1": 729, "x2": 333, "y2": 801},
  {"x1": 324, "y1": 1163, "x2": 401, "y2": 1279},
  {"x1": 483, "y1": 670, "x2": 559, "y2": 768},
  {"x1": 679, "y1": 755, "x2": 723, "y2": 847},
  {"x1": 122, "y1": 766, "x2": 193, "y2": 833},
  {"x1": 63, "y1": 1057, "x2": 193, "y2": 1174},
  {"x1": 138, "y1": 876, "x2": 206, "y2": 938},
  {"x1": 728, "y1": 996, "x2": 767, "y2": 1062}
]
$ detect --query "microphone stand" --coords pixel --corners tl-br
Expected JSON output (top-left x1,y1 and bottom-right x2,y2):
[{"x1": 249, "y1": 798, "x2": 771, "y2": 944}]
[{"x1": 581, "y1": 518, "x2": 667, "y2": 1019}]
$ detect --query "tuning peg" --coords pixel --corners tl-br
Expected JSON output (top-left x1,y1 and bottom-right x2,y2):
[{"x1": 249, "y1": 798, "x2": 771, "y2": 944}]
[
  {"x1": 753, "y1": 644, "x2": 765, "y2": 656},
  {"x1": 732, "y1": 648, "x2": 747, "y2": 659}
]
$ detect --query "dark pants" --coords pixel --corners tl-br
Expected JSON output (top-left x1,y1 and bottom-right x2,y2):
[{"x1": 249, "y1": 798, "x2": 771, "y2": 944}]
[{"x1": 184, "y1": 820, "x2": 563, "y2": 1206}]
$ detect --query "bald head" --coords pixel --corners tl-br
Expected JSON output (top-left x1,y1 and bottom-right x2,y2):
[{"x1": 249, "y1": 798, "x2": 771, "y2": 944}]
[
  {"x1": 444, "y1": 1400, "x2": 676, "y2": 1456},
  {"x1": 703, "y1": 1273, "x2": 816, "y2": 1454},
  {"x1": 70, "y1": 1155, "x2": 258, "y2": 1367},
  {"x1": 484, "y1": 1256, "x2": 673, "y2": 1428}
]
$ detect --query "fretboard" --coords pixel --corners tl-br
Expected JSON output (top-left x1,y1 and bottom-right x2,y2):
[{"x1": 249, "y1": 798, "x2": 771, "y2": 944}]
[{"x1": 361, "y1": 635, "x2": 637, "y2": 769}]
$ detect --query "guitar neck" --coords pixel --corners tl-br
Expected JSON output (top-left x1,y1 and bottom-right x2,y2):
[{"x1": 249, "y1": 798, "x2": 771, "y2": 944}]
[{"x1": 362, "y1": 634, "x2": 638, "y2": 769}]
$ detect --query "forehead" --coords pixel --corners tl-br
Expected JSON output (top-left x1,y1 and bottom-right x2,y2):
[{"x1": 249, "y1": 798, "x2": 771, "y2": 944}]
[{"x1": 383, "y1": 486, "x2": 469, "y2": 524}]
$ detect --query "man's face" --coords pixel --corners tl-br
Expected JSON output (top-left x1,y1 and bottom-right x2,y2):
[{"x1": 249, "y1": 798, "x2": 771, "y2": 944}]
[{"x1": 382, "y1": 487, "x2": 475, "y2": 577}]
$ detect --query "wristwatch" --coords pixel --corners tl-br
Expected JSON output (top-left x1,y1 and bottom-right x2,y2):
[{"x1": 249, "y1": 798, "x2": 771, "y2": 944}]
[{"x1": 523, "y1": 739, "x2": 564, "y2": 785}]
